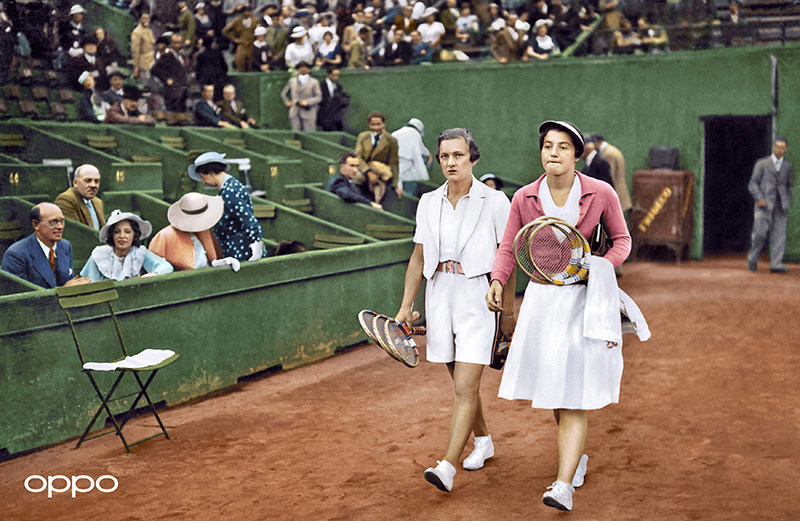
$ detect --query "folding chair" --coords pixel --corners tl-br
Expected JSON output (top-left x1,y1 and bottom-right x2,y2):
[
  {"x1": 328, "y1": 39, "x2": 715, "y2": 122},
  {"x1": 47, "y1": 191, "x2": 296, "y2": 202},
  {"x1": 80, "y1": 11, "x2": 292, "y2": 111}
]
[{"x1": 56, "y1": 280, "x2": 180, "y2": 452}]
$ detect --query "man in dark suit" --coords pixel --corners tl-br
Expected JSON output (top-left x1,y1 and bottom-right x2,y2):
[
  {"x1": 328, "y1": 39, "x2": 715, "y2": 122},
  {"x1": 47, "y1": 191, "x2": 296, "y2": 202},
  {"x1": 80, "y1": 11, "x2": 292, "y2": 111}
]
[
  {"x1": 354, "y1": 111, "x2": 400, "y2": 201},
  {"x1": 382, "y1": 28, "x2": 413, "y2": 66},
  {"x1": 326, "y1": 152, "x2": 383, "y2": 209},
  {"x1": 194, "y1": 84, "x2": 234, "y2": 128},
  {"x1": 317, "y1": 66, "x2": 350, "y2": 132},
  {"x1": 102, "y1": 70, "x2": 125, "y2": 105},
  {"x1": 747, "y1": 137, "x2": 794, "y2": 273},
  {"x1": 151, "y1": 32, "x2": 190, "y2": 112},
  {"x1": 66, "y1": 34, "x2": 107, "y2": 91},
  {"x1": 581, "y1": 140, "x2": 614, "y2": 187},
  {"x1": 1, "y1": 203, "x2": 89, "y2": 288},
  {"x1": 54, "y1": 164, "x2": 106, "y2": 230}
]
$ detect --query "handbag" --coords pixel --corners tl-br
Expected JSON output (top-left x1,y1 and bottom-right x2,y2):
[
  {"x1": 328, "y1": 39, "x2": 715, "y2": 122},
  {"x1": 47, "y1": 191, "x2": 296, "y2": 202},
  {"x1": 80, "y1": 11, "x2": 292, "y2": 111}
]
[
  {"x1": 589, "y1": 218, "x2": 612, "y2": 256},
  {"x1": 489, "y1": 311, "x2": 511, "y2": 370}
]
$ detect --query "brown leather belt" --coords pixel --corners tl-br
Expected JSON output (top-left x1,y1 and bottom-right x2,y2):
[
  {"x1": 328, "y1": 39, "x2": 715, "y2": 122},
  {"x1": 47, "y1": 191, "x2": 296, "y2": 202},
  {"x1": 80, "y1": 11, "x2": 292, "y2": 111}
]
[{"x1": 436, "y1": 260, "x2": 464, "y2": 274}]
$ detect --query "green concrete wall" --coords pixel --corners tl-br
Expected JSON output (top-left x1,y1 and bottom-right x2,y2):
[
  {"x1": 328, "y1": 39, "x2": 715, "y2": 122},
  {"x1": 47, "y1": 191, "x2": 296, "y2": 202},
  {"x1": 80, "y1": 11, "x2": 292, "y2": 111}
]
[{"x1": 236, "y1": 45, "x2": 800, "y2": 260}]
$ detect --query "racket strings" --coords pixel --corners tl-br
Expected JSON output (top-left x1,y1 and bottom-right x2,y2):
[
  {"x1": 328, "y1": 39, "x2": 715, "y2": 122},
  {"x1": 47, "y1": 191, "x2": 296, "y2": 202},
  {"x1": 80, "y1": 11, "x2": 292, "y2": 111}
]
[{"x1": 513, "y1": 218, "x2": 590, "y2": 285}]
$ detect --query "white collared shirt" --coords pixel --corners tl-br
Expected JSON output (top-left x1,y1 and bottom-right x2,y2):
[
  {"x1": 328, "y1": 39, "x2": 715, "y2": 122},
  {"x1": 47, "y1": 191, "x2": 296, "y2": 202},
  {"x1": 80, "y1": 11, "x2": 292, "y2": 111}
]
[
  {"x1": 438, "y1": 180, "x2": 479, "y2": 262},
  {"x1": 585, "y1": 149, "x2": 597, "y2": 168},
  {"x1": 772, "y1": 153, "x2": 783, "y2": 172},
  {"x1": 36, "y1": 237, "x2": 56, "y2": 263}
]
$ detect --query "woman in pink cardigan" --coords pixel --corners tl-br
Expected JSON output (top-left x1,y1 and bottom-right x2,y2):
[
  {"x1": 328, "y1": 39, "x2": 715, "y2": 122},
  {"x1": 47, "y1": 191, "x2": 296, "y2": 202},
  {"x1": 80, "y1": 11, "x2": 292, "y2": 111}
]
[{"x1": 486, "y1": 120, "x2": 631, "y2": 512}]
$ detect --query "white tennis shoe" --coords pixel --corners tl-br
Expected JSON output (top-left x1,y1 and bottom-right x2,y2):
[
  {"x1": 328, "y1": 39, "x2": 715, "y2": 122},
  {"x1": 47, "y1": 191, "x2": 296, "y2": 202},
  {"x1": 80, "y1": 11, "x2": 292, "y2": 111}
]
[
  {"x1": 572, "y1": 454, "x2": 589, "y2": 488},
  {"x1": 463, "y1": 435, "x2": 495, "y2": 470},
  {"x1": 543, "y1": 480, "x2": 575, "y2": 511},
  {"x1": 424, "y1": 460, "x2": 456, "y2": 492}
]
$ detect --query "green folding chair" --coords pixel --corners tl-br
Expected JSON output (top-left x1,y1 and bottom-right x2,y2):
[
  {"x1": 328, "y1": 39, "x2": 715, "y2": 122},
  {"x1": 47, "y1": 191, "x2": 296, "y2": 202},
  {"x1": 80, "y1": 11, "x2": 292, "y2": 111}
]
[{"x1": 56, "y1": 280, "x2": 180, "y2": 452}]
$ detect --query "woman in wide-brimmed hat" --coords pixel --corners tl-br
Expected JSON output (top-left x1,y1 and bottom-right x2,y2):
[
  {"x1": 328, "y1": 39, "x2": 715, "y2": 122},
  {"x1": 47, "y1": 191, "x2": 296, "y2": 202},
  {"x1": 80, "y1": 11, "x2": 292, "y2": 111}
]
[
  {"x1": 81, "y1": 210, "x2": 174, "y2": 281},
  {"x1": 149, "y1": 192, "x2": 241, "y2": 271}
]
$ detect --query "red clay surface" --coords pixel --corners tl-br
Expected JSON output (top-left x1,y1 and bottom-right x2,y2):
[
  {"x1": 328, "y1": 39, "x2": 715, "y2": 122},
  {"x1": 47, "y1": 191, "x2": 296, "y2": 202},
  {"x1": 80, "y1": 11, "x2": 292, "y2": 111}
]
[{"x1": 2, "y1": 257, "x2": 799, "y2": 521}]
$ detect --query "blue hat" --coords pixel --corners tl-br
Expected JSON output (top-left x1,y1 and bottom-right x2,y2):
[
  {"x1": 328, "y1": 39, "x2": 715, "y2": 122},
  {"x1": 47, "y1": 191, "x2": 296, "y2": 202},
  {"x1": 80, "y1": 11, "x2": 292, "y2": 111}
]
[{"x1": 188, "y1": 151, "x2": 228, "y2": 181}]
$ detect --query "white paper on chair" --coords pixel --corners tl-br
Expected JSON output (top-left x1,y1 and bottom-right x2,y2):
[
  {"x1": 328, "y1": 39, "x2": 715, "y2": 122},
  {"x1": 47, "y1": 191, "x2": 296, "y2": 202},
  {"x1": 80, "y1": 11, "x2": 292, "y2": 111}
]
[{"x1": 83, "y1": 349, "x2": 176, "y2": 371}]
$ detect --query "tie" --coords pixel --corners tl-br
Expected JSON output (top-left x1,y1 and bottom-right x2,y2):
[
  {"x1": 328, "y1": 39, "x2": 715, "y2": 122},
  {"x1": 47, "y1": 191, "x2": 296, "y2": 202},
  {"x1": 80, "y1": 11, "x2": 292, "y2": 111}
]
[
  {"x1": 49, "y1": 248, "x2": 55, "y2": 271},
  {"x1": 373, "y1": 134, "x2": 380, "y2": 148}
]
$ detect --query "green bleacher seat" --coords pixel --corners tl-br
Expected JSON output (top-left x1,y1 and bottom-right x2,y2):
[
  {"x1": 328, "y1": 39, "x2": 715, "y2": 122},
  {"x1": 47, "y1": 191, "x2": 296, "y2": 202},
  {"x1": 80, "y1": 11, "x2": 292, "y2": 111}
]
[
  {"x1": 162, "y1": 136, "x2": 186, "y2": 149},
  {"x1": 87, "y1": 135, "x2": 118, "y2": 150},
  {"x1": 311, "y1": 233, "x2": 365, "y2": 249},
  {"x1": 253, "y1": 205, "x2": 276, "y2": 218},
  {"x1": 131, "y1": 154, "x2": 162, "y2": 163},
  {"x1": 0, "y1": 133, "x2": 26, "y2": 147},
  {"x1": 0, "y1": 221, "x2": 23, "y2": 240},
  {"x1": 224, "y1": 138, "x2": 246, "y2": 148},
  {"x1": 281, "y1": 198, "x2": 313, "y2": 213},
  {"x1": 286, "y1": 139, "x2": 302, "y2": 149},
  {"x1": 364, "y1": 224, "x2": 415, "y2": 239}
]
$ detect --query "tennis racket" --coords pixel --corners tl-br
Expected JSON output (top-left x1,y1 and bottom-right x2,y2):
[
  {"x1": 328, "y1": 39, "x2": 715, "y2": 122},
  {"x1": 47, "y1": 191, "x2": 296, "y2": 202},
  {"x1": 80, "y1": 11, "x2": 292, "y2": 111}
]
[
  {"x1": 358, "y1": 310, "x2": 425, "y2": 367},
  {"x1": 489, "y1": 311, "x2": 511, "y2": 370},
  {"x1": 513, "y1": 216, "x2": 590, "y2": 285}
]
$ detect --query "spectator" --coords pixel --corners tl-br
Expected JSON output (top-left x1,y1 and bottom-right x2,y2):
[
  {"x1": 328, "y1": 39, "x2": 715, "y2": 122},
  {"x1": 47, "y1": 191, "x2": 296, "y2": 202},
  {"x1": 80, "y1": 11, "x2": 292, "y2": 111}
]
[
  {"x1": 455, "y1": 4, "x2": 480, "y2": 45},
  {"x1": 152, "y1": 32, "x2": 190, "y2": 112},
  {"x1": 635, "y1": 15, "x2": 669, "y2": 54},
  {"x1": 392, "y1": 117, "x2": 432, "y2": 197},
  {"x1": 593, "y1": 0, "x2": 629, "y2": 54},
  {"x1": 149, "y1": 192, "x2": 242, "y2": 271},
  {"x1": 223, "y1": 3, "x2": 258, "y2": 72},
  {"x1": 258, "y1": 2, "x2": 279, "y2": 28},
  {"x1": 315, "y1": 30, "x2": 343, "y2": 68},
  {"x1": 77, "y1": 72, "x2": 108, "y2": 123},
  {"x1": 591, "y1": 134, "x2": 632, "y2": 212},
  {"x1": 178, "y1": 1, "x2": 197, "y2": 49},
  {"x1": 280, "y1": 61, "x2": 321, "y2": 131},
  {"x1": 382, "y1": 28, "x2": 412, "y2": 66},
  {"x1": 410, "y1": 29, "x2": 432, "y2": 65},
  {"x1": 580, "y1": 140, "x2": 614, "y2": 186},
  {"x1": 102, "y1": 70, "x2": 125, "y2": 105},
  {"x1": 342, "y1": 11, "x2": 367, "y2": 55},
  {"x1": 81, "y1": 210, "x2": 173, "y2": 282},
  {"x1": 274, "y1": 240, "x2": 307, "y2": 255},
  {"x1": 355, "y1": 111, "x2": 400, "y2": 202},
  {"x1": 285, "y1": 26, "x2": 315, "y2": 71},
  {"x1": 66, "y1": 34, "x2": 106, "y2": 91},
  {"x1": 1, "y1": 203, "x2": 90, "y2": 288},
  {"x1": 95, "y1": 27, "x2": 124, "y2": 73},
  {"x1": 195, "y1": 2, "x2": 215, "y2": 42},
  {"x1": 527, "y1": 19, "x2": 559, "y2": 60},
  {"x1": 491, "y1": 16, "x2": 528, "y2": 64},
  {"x1": 348, "y1": 26, "x2": 374, "y2": 69},
  {"x1": 252, "y1": 26, "x2": 271, "y2": 71},
  {"x1": 317, "y1": 66, "x2": 350, "y2": 132},
  {"x1": 440, "y1": 0, "x2": 461, "y2": 44},
  {"x1": 479, "y1": 173, "x2": 505, "y2": 190},
  {"x1": 309, "y1": 12, "x2": 337, "y2": 48},
  {"x1": 105, "y1": 84, "x2": 155, "y2": 124},
  {"x1": 60, "y1": 4, "x2": 88, "y2": 59},
  {"x1": 265, "y1": 12, "x2": 289, "y2": 70},
  {"x1": 326, "y1": 152, "x2": 383, "y2": 209},
  {"x1": 187, "y1": 152, "x2": 265, "y2": 262},
  {"x1": 418, "y1": 7, "x2": 446, "y2": 53},
  {"x1": 219, "y1": 84, "x2": 258, "y2": 129},
  {"x1": 131, "y1": 12, "x2": 156, "y2": 81},
  {"x1": 194, "y1": 84, "x2": 234, "y2": 128},
  {"x1": 392, "y1": 5, "x2": 417, "y2": 36},
  {"x1": 194, "y1": 35, "x2": 228, "y2": 97},
  {"x1": 54, "y1": 164, "x2": 106, "y2": 230}
]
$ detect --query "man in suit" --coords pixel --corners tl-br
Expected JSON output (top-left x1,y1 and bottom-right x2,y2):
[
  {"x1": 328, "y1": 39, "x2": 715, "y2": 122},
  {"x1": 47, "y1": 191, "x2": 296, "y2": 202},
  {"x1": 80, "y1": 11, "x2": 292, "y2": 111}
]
[
  {"x1": 151, "y1": 33, "x2": 190, "y2": 112},
  {"x1": 55, "y1": 164, "x2": 106, "y2": 230},
  {"x1": 581, "y1": 140, "x2": 614, "y2": 187},
  {"x1": 280, "y1": 61, "x2": 322, "y2": 131},
  {"x1": 382, "y1": 28, "x2": 413, "y2": 66},
  {"x1": 317, "y1": 66, "x2": 349, "y2": 132},
  {"x1": 326, "y1": 152, "x2": 383, "y2": 209},
  {"x1": 355, "y1": 111, "x2": 400, "y2": 201},
  {"x1": 105, "y1": 85, "x2": 155, "y2": 125},
  {"x1": 1, "y1": 203, "x2": 90, "y2": 288},
  {"x1": 102, "y1": 70, "x2": 125, "y2": 105},
  {"x1": 592, "y1": 134, "x2": 632, "y2": 212},
  {"x1": 194, "y1": 84, "x2": 234, "y2": 128},
  {"x1": 218, "y1": 84, "x2": 257, "y2": 129},
  {"x1": 130, "y1": 12, "x2": 156, "y2": 81},
  {"x1": 747, "y1": 137, "x2": 793, "y2": 273}
]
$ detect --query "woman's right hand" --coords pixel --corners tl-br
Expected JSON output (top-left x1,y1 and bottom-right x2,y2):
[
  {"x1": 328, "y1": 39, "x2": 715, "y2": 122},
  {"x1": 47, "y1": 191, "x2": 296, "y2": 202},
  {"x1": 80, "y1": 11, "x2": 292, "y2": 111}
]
[
  {"x1": 395, "y1": 307, "x2": 414, "y2": 327},
  {"x1": 486, "y1": 279, "x2": 504, "y2": 312}
]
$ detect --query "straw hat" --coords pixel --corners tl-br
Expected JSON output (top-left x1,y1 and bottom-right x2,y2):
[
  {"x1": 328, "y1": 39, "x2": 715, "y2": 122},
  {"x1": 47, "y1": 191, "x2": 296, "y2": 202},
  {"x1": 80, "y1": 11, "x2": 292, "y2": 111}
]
[
  {"x1": 167, "y1": 192, "x2": 224, "y2": 233},
  {"x1": 99, "y1": 210, "x2": 153, "y2": 242},
  {"x1": 188, "y1": 151, "x2": 228, "y2": 181}
]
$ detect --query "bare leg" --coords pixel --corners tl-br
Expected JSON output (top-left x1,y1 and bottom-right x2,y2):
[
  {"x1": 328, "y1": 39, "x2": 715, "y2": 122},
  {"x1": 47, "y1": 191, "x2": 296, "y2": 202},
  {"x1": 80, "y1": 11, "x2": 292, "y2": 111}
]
[
  {"x1": 447, "y1": 362, "x2": 489, "y2": 438},
  {"x1": 442, "y1": 361, "x2": 486, "y2": 465},
  {"x1": 555, "y1": 409, "x2": 588, "y2": 483}
]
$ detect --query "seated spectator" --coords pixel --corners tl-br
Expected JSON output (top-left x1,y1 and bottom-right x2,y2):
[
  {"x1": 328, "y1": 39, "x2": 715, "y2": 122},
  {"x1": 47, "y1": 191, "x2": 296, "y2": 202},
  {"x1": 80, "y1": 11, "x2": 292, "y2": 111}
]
[
  {"x1": 410, "y1": 30, "x2": 432, "y2": 65},
  {"x1": 149, "y1": 192, "x2": 242, "y2": 271},
  {"x1": 1, "y1": 203, "x2": 90, "y2": 288},
  {"x1": 309, "y1": 13, "x2": 338, "y2": 48},
  {"x1": 326, "y1": 152, "x2": 383, "y2": 209},
  {"x1": 60, "y1": 4, "x2": 88, "y2": 59},
  {"x1": 218, "y1": 84, "x2": 258, "y2": 129},
  {"x1": 479, "y1": 173, "x2": 505, "y2": 190},
  {"x1": 636, "y1": 15, "x2": 669, "y2": 53},
  {"x1": 187, "y1": 152, "x2": 265, "y2": 262},
  {"x1": 316, "y1": 30, "x2": 343, "y2": 68},
  {"x1": 348, "y1": 26, "x2": 374, "y2": 69},
  {"x1": 593, "y1": 0, "x2": 629, "y2": 54},
  {"x1": 274, "y1": 240, "x2": 307, "y2": 255},
  {"x1": 610, "y1": 19, "x2": 642, "y2": 54},
  {"x1": 195, "y1": 84, "x2": 232, "y2": 128},
  {"x1": 354, "y1": 111, "x2": 399, "y2": 202},
  {"x1": 491, "y1": 17, "x2": 529, "y2": 64},
  {"x1": 95, "y1": 27, "x2": 124, "y2": 73},
  {"x1": 195, "y1": 2, "x2": 215, "y2": 42},
  {"x1": 81, "y1": 210, "x2": 173, "y2": 282},
  {"x1": 253, "y1": 26, "x2": 271, "y2": 71},
  {"x1": 55, "y1": 164, "x2": 106, "y2": 230},
  {"x1": 77, "y1": 72, "x2": 108, "y2": 123},
  {"x1": 382, "y1": 28, "x2": 412, "y2": 66},
  {"x1": 418, "y1": 7, "x2": 446, "y2": 53},
  {"x1": 106, "y1": 85, "x2": 155, "y2": 125},
  {"x1": 455, "y1": 5, "x2": 480, "y2": 46},
  {"x1": 527, "y1": 19, "x2": 559, "y2": 60},
  {"x1": 66, "y1": 34, "x2": 106, "y2": 91},
  {"x1": 285, "y1": 26, "x2": 315, "y2": 71},
  {"x1": 102, "y1": 70, "x2": 125, "y2": 105},
  {"x1": 392, "y1": 5, "x2": 417, "y2": 36}
]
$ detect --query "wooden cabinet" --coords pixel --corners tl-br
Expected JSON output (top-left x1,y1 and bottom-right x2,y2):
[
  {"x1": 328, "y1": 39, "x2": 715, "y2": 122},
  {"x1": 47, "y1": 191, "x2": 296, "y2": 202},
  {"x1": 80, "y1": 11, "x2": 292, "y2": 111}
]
[{"x1": 630, "y1": 169, "x2": 694, "y2": 263}]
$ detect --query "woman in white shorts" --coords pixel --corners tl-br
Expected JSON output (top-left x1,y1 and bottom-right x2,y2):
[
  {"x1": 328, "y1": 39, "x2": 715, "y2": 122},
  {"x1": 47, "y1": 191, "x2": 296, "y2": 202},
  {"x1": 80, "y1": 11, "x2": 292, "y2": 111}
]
[
  {"x1": 395, "y1": 128, "x2": 514, "y2": 493},
  {"x1": 486, "y1": 120, "x2": 632, "y2": 512}
]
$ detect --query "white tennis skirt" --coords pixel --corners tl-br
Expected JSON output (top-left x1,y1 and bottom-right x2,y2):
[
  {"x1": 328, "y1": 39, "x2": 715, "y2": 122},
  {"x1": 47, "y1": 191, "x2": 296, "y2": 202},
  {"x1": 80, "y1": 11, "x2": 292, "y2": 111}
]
[
  {"x1": 498, "y1": 280, "x2": 624, "y2": 410},
  {"x1": 424, "y1": 271, "x2": 495, "y2": 365}
]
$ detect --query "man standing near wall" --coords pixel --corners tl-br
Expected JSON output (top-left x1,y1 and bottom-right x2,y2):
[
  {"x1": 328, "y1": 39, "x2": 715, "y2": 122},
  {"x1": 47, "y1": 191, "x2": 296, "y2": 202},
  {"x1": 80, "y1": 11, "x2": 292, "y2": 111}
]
[
  {"x1": 55, "y1": 164, "x2": 106, "y2": 230},
  {"x1": 592, "y1": 134, "x2": 632, "y2": 213},
  {"x1": 747, "y1": 137, "x2": 793, "y2": 273}
]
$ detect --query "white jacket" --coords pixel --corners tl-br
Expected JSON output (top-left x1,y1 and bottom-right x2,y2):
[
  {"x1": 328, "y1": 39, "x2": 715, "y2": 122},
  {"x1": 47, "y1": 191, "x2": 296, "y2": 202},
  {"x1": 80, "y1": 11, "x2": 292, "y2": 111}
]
[{"x1": 392, "y1": 126, "x2": 430, "y2": 186}]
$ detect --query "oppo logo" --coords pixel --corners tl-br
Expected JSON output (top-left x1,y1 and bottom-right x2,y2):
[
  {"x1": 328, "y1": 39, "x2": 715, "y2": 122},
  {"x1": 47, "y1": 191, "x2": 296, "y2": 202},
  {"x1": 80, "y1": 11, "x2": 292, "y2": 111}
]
[{"x1": 24, "y1": 475, "x2": 119, "y2": 498}]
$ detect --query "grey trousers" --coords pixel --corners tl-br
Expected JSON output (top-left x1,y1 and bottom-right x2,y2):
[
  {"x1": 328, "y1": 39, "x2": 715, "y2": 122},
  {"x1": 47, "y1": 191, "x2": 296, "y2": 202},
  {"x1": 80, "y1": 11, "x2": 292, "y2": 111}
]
[{"x1": 747, "y1": 204, "x2": 788, "y2": 269}]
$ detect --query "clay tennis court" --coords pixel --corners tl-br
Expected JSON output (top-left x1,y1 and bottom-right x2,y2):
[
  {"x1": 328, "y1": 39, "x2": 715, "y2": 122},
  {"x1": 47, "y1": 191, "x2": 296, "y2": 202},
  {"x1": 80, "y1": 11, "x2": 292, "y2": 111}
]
[{"x1": 1, "y1": 256, "x2": 798, "y2": 520}]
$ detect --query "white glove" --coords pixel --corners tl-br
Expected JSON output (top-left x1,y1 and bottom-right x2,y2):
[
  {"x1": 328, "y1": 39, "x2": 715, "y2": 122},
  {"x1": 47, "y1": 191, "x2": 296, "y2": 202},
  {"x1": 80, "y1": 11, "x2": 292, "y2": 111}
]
[
  {"x1": 248, "y1": 241, "x2": 264, "y2": 262},
  {"x1": 211, "y1": 257, "x2": 241, "y2": 272}
]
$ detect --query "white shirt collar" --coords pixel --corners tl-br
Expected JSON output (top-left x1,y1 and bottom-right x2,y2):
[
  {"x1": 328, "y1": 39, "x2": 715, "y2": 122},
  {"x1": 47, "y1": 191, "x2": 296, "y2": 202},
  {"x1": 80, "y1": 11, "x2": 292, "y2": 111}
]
[
  {"x1": 585, "y1": 149, "x2": 597, "y2": 167},
  {"x1": 36, "y1": 236, "x2": 56, "y2": 259}
]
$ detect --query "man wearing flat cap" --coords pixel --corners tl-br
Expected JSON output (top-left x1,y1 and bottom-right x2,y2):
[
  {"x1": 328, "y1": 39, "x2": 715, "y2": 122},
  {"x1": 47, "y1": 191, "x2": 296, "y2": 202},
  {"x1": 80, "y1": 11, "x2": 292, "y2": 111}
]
[{"x1": 55, "y1": 164, "x2": 106, "y2": 230}]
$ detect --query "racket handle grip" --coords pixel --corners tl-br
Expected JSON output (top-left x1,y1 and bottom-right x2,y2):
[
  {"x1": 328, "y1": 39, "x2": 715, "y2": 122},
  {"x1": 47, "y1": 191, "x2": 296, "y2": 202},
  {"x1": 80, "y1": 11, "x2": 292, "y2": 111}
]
[{"x1": 410, "y1": 326, "x2": 426, "y2": 335}]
